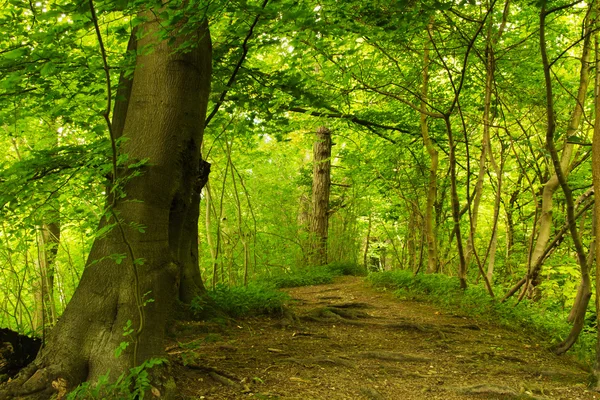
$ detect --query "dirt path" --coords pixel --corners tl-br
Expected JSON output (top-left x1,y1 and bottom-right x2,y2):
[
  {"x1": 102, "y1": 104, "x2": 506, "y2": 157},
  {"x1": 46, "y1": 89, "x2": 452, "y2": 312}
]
[{"x1": 170, "y1": 276, "x2": 597, "y2": 399}]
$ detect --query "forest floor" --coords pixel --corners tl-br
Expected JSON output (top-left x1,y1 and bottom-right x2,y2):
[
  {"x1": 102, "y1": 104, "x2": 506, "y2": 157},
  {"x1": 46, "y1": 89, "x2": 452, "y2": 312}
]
[{"x1": 168, "y1": 276, "x2": 597, "y2": 400}]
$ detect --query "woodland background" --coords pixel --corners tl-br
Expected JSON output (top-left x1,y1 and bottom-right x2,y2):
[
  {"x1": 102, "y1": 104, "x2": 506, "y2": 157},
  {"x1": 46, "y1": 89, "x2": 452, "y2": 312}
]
[{"x1": 1, "y1": 0, "x2": 600, "y2": 390}]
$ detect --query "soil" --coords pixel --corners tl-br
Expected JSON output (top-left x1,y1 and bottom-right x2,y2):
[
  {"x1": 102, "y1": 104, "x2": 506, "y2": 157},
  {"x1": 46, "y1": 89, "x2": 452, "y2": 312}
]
[{"x1": 169, "y1": 276, "x2": 598, "y2": 400}]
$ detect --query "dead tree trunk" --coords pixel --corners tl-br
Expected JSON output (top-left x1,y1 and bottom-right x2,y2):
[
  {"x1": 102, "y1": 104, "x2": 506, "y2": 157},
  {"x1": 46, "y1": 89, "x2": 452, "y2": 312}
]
[{"x1": 309, "y1": 127, "x2": 332, "y2": 266}]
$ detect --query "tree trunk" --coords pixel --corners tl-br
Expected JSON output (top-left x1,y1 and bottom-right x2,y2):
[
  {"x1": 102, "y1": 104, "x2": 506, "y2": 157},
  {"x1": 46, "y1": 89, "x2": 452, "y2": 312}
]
[
  {"x1": 540, "y1": 4, "x2": 592, "y2": 355},
  {"x1": 33, "y1": 218, "x2": 60, "y2": 333},
  {"x1": 527, "y1": 7, "x2": 590, "y2": 297},
  {"x1": 593, "y1": 18, "x2": 600, "y2": 386},
  {"x1": 421, "y1": 19, "x2": 439, "y2": 274},
  {"x1": 309, "y1": 126, "x2": 332, "y2": 266},
  {"x1": 0, "y1": 13, "x2": 212, "y2": 398}
]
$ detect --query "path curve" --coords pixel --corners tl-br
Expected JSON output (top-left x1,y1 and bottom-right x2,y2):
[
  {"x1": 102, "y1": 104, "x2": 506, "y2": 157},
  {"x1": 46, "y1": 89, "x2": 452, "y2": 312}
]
[{"x1": 171, "y1": 276, "x2": 597, "y2": 400}]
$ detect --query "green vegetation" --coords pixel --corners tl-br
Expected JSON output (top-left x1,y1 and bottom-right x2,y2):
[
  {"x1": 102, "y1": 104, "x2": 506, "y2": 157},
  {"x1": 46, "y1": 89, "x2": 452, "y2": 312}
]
[
  {"x1": 369, "y1": 271, "x2": 595, "y2": 362},
  {"x1": 191, "y1": 283, "x2": 290, "y2": 318},
  {"x1": 191, "y1": 262, "x2": 364, "y2": 318},
  {"x1": 66, "y1": 358, "x2": 167, "y2": 400},
  {"x1": 1, "y1": 0, "x2": 600, "y2": 396}
]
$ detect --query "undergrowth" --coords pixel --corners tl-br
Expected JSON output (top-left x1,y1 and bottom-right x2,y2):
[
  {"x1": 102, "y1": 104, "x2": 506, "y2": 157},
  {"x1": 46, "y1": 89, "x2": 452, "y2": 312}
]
[
  {"x1": 67, "y1": 358, "x2": 167, "y2": 399},
  {"x1": 191, "y1": 262, "x2": 364, "y2": 319},
  {"x1": 266, "y1": 262, "x2": 366, "y2": 288},
  {"x1": 368, "y1": 270, "x2": 595, "y2": 364},
  {"x1": 191, "y1": 283, "x2": 290, "y2": 318}
]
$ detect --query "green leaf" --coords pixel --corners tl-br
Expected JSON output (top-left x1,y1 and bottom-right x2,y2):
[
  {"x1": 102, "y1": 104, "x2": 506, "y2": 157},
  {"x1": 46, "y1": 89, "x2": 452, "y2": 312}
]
[{"x1": 40, "y1": 61, "x2": 56, "y2": 76}]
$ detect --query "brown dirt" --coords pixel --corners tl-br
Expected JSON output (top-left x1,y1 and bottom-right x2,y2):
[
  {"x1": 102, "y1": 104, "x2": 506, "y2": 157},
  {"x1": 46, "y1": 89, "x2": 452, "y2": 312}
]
[{"x1": 169, "y1": 276, "x2": 598, "y2": 399}]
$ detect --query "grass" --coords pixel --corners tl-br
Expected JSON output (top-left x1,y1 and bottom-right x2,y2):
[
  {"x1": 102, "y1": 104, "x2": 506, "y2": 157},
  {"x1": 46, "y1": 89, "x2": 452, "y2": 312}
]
[
  {"x1": 265, "y1": 261, "x2": 366, "y2": 289},
  {"x1": 192, "y1": 262, "x2": 365, "y2": 319},
  {"x1": 191, "y1": 283, "x2": 290, "y2": 318},
  {"x1": 368, "y1": 270, "x2": 595, "y2": 364}
]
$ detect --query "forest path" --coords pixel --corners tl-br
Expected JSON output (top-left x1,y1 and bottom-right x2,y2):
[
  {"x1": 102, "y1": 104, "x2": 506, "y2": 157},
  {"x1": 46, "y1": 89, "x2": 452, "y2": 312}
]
[{"x1": 170, "y1": 276, "x2": 596, "y2": 400}]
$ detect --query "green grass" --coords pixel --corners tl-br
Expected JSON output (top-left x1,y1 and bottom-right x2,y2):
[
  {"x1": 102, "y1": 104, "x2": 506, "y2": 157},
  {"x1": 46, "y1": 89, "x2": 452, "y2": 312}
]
[
  {"x1": 191, "y1": 262, "x2": 365, "y2": 319},
  {"x1": 265, "y1": 262, "x2": 366, "y2": 289},
  {"x1": 368, "y1": 270, "x2": 595, "y2": 363},
  {"x1": 191, "y1": 283, "x2": 290, "y2": 318}
]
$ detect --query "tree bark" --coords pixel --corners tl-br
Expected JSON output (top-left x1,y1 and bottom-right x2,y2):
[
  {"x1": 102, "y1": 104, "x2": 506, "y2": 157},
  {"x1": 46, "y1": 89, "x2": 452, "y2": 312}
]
[
  {"x1": 0, "y1": 12, "x2": 212, "y2": 398},
  {"x1": 309, "y1": 126, "x2": 332, "y2": 266},
  {"x1": 540, "y1": 3, "x2": 592, "y2": 355},
  {"x1": 421, "y1": 19, "x2": 439, "y2": 274},
  {"x1": 33, "y1": 217, "x2": 60, "y2": 333},
  {"x1": 526, "y1": 7, "x2": 590, "y2": 297},
  {"x1": 593, "y1": 14, "x2": 600, "y2": 386}
]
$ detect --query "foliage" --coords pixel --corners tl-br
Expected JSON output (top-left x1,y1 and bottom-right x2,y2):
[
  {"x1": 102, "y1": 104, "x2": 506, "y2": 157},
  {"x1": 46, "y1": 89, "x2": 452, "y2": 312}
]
[
  {"x1": 368, "y1": 271, "x2": 595, "y2": 362},
  {"x1": 66, "y1": 358, "x2": 166, "y2": 400},
  {"x1": 264, "y1": 266, "x2": 335, "y2": 288},
  {"x1": 326, "y1": 261, "x2": 367, "y2": 277},
  {"x1": 191, "y1": 283, "x2": 290, "y2": 318}
]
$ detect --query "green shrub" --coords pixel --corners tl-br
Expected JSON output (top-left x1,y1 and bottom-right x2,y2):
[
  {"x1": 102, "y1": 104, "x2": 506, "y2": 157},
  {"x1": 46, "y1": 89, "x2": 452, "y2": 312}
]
[
  {"x1": 191, "y1": 283, "x2": 289, "y2": 318},
  {"x1": 67, "y1": 358, "x2": 166, "y2": 400},
  {"x1": 326, "y1": 261, "x2": 367, "y2": 276},
  {"x1": 266, "y1": 266, "x2": 335, "y2": 288}
]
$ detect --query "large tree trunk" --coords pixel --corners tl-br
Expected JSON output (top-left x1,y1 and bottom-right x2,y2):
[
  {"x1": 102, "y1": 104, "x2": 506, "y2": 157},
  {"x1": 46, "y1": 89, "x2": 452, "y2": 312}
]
[
  {"x1": 0, "y1": 12, "x2": 212, "y2": 399},
  {"x1": 309, "y1": 126, "x2": 332, "y2": 266}
]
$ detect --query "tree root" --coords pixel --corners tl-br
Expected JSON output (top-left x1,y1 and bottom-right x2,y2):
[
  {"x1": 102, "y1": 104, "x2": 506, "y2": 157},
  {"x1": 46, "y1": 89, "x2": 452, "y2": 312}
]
[
  {"x1": 329, "y1": 302, "x2": 373, "y2": 309},
  {"x1": 183, "y1": 362, "x2": 243, "y2": 389},
  {"x1": 301, "y1": 306, "x2": 372, "y2": 324}
]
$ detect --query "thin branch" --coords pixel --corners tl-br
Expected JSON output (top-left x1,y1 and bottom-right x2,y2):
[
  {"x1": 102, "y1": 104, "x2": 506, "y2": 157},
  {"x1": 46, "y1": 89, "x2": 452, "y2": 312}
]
[{"x1": 205, "y1": 0, "x2": 269, "y2": 128}]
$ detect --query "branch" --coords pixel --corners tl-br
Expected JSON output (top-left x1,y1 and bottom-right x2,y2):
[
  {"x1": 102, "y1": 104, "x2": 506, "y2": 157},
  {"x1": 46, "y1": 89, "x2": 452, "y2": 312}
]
[
  {"x1": 288, "y1": 107, "x2": 418, "y2": 144},
  {"x1": 204, "y1": 0, "x2": 269, "y2": 128}
]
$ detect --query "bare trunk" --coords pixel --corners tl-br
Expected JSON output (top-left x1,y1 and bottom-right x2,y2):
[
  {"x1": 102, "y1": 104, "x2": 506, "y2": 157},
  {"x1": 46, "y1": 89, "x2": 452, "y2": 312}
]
[
  {"x1": 593, "y1": 18, "x2": 600, "y2": 386},
  {"x1": 445, "y1": 116, "x2": 468, "y2": 289},
  {"x1": 309, "y1": 127, "x2": 332, "y2": 266},
  {"x1": 421, "y1": 19, "x2": 439, "y2": 274},
  {"x1": 540, "y1": 5, "x2": 592, "y2": 355},
  {"x1": 33, "y1": 218, "x2": 60, "y2": 332},
  {"x1": 527, "y1": 8, "x2": 590, "y2": 296}
]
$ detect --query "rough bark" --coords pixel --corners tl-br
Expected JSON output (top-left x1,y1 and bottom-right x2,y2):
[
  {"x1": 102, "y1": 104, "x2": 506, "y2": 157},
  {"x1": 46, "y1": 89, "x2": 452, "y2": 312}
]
[
  {"x1": 309, "y1": 127, "x2": 332, "y2": 266},
  {"x1": 0, "y1": 12, "x2": 212, "y2": 399}
]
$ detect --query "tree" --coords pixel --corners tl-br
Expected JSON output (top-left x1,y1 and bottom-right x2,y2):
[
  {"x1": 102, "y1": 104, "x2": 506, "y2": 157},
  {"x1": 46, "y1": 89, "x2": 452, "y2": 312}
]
[
  {"x1": 309, "y1": 126, "x2": 332, "y2": 266},
  {"x1": 0, "y1": 3, "x2": 212, "y2": 397}
]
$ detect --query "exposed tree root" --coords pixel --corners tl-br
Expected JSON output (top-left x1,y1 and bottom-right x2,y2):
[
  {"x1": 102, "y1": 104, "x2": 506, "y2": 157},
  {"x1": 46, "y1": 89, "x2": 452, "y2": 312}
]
[
  {"x1": 317, "y1": 296, "x2": 343, "y2": 300},
  {"x1": 291, "y1": 331, "x2": 329, "y2": 339},
  {"x1": 182, "y1": 361, "x2": 243, "y2": 389},
  {"x1": 329, "y1": 302, "x2": 373, "y2": 309},
  {"x1": 455, "y1": 384, "x2": 541, "y2": 399},
  {"x1": 301, "y1": 306, "x2": 372, "y2": 324}
]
